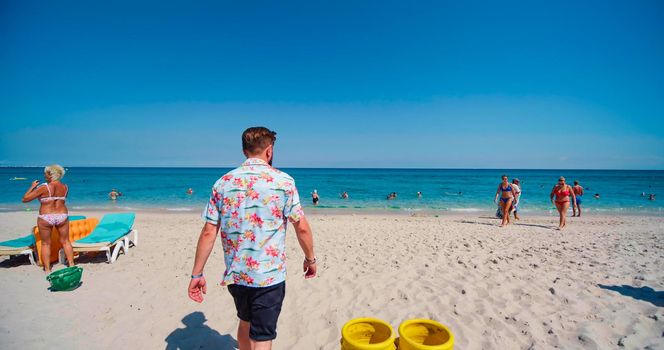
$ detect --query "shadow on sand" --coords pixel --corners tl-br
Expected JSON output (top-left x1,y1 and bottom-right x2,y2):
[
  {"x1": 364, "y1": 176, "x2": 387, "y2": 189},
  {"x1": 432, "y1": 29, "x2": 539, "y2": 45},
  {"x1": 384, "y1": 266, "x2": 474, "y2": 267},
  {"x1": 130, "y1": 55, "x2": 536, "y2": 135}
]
[
  {"x1": 458, "y1": 220, "x2": 495, "y2": 227},
  {"x1": 459, "y1": 219, "x2": 554, "y2": 230},
  {"x1": 598, "y1": 284, "x2": 664, "y2": 307},
  {"x1": 165, "y1": 311, "x2": 238, "y2": 350},
  {"x1": 0, "y1": 254, "x2": 33, "y2": 268},
  {"x1": 514, "y1": 223, "x2": 555, "y2": 230},
  {"x1": 0, "y1": 251, "x2": 118, "y2": 269}
]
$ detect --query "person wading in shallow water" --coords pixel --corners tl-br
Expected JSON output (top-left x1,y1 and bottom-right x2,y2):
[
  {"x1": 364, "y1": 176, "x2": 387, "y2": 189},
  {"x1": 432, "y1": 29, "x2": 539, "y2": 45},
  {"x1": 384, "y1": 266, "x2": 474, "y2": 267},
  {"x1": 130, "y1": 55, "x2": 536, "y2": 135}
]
[
  {"x1": 312, "y1": 189, "x2": 319, "y2": 206},
  {"x1": 572, "y1": 180, "x2": 584, "y2": 217}
]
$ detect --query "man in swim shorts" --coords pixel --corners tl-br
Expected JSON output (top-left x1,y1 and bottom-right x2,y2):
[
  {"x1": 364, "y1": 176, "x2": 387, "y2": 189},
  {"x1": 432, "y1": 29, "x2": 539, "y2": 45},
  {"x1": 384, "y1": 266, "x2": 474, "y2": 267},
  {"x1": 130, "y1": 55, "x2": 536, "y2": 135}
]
[
  {"x1": 188, "y1": 127, "x2": 317, "y2": 350},
  {"x1": 572, "y1": 180, "x2": 584, "y2": 217},
  {"x1": 510, "y1": 178, "x2": 521, "y2": 220}
]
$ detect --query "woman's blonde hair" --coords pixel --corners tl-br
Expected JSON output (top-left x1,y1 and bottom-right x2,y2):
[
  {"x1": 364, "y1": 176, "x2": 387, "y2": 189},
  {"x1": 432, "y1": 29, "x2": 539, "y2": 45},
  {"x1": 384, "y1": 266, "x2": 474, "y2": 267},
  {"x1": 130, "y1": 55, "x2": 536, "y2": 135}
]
[{"x1": 44, "y1": 164, "x2": 65, "y2": 181}]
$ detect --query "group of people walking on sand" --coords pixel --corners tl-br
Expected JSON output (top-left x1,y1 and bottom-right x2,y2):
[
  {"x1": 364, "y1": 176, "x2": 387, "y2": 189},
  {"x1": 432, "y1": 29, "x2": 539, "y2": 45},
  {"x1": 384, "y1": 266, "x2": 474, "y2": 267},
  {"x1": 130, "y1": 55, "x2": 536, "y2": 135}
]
[{"x1": 495, "y1": 175, "x2": 584, "y2": 230}]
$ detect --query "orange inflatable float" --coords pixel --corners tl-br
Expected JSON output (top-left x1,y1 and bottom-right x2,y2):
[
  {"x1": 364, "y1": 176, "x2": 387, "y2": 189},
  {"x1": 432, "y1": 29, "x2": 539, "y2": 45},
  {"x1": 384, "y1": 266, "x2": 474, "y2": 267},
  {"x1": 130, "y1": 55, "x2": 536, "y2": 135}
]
[{"x1": 33, "y1": 218, "x2": 99, "y2": 266}]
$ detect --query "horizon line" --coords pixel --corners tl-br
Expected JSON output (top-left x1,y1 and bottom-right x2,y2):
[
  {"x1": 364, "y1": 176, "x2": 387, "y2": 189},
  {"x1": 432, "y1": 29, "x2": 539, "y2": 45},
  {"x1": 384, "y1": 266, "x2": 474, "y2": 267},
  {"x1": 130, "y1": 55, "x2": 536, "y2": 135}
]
[{"x1": 1, "y1": 165, "x2": 663, "y2": 171}]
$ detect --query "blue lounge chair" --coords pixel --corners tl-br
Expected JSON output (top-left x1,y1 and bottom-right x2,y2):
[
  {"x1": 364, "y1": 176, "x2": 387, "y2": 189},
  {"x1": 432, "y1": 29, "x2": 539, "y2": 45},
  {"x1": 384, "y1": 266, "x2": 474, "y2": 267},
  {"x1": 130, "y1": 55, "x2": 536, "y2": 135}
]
[
  {"x1": 0, "y1": 234, "x2": 37, "y2": 265},
  {"x1": 63, "y1": 213, "x2": 138, "y2": 264},
  {"x1": 1, "y1": 215, "x2": 87, "y2": 266}
]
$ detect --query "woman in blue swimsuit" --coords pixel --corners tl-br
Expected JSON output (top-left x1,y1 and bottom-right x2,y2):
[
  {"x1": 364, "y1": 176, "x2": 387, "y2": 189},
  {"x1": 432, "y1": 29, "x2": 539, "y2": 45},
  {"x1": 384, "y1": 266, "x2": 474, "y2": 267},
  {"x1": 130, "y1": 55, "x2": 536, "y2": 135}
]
[{"x1": 494, "y1": 175, "x2": 516, "y2": 227}]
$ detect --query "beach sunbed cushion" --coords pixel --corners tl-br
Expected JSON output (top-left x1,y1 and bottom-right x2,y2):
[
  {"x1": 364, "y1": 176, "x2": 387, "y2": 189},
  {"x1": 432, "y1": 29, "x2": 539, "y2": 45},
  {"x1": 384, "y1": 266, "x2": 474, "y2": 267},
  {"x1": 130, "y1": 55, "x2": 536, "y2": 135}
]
[
  {"x1": 0, "y1": 215, "x2": 85, "y2": 250},
  {"x1": 74, "y1": 213, "x2": 135, "y2": 246},
  {"x1": 0, "y1": 234, "x2": 36, "y2": 250}
]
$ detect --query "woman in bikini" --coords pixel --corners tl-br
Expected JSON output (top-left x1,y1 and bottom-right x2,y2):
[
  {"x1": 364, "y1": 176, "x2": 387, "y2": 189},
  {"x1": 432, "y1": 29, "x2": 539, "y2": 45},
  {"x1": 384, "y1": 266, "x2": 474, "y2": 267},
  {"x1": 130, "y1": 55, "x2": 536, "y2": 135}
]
[
  {"x1": 494, "y1": 175, "x2": 516, "y2": 227},
  {"x1": 22, "y1": 164, "x2": 75, "y2": 272},
  {"x1": 550, "y1": 176, "x2": 576, "y2": 230}
]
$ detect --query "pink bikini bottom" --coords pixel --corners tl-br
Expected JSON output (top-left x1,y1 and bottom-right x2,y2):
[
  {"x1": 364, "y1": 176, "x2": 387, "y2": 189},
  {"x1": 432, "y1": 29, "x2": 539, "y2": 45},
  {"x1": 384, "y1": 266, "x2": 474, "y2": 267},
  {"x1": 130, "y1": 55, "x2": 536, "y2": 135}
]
[{"x1": 38, "y1": 214, "x2": 68, "y2": 226}]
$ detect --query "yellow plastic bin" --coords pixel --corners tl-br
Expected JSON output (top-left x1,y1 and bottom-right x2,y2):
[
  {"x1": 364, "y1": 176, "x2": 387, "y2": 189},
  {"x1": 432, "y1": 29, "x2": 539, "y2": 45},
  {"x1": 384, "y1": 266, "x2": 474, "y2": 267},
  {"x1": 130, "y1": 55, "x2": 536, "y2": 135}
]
[
  {"x1": 398, "y1": 319, "x2": 454, "y2": 350},
  {"x1": 341, "y1": 318, "x2": 396, "y2": 350}
]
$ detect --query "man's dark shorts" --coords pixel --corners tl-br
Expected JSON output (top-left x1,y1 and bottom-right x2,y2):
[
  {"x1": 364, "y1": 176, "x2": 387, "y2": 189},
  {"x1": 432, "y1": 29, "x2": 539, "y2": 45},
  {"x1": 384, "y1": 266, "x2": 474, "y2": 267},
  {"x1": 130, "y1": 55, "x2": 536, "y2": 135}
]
[{"x1": 227, "y1": 282, "x2": 286, "y2": 341}]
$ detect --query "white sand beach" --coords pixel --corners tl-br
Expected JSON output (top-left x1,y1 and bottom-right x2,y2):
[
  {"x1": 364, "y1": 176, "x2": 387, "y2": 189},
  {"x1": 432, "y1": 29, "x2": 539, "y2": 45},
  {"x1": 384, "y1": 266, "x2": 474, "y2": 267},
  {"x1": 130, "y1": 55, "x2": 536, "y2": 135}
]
[{"x1": 0, "y1": 211, "x2": 662, "y2": 349}]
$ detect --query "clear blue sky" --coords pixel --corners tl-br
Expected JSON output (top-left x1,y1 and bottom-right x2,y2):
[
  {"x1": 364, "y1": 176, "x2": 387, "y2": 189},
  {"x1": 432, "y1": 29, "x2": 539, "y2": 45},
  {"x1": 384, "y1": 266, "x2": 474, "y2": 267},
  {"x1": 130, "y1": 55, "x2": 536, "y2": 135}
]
[{"x1": 1, "y1": 1, "x2": 662, "y2": 169}]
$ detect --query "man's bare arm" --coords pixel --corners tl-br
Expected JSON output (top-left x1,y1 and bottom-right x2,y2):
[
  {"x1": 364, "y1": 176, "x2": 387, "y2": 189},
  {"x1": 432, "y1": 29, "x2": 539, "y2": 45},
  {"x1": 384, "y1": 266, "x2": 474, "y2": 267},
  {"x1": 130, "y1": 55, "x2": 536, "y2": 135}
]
[
  {"x1": 191, "y1": 222, "x2": 219, "y2": 275},
  {"x1": 292, "y1": 215, "x2": 317, "y2": 278},
  {"x1": 292, "y1": 216, "x2": 315, "y2": 260}
]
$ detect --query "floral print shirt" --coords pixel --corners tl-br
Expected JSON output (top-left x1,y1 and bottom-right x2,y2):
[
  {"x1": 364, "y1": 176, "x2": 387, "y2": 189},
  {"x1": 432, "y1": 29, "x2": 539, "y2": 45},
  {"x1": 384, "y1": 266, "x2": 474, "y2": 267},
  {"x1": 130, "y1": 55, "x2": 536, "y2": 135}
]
[{"x1": 202, "y1": 158, "x2": 304, "y2": 287}]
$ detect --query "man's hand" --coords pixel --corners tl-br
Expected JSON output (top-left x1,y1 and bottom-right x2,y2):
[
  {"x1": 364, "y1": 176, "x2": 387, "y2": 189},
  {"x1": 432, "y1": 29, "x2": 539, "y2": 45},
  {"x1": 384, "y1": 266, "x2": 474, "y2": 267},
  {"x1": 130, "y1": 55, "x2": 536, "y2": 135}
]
[
  {"x1": 303, "y1": 259, "x2": 317, "y2": 279},
  {"x1": 188, "y1": 222, "x2": 218, "y2": 303},
  {"x1": 188, "y1": 277, "x2": 207, "y2": 303}
]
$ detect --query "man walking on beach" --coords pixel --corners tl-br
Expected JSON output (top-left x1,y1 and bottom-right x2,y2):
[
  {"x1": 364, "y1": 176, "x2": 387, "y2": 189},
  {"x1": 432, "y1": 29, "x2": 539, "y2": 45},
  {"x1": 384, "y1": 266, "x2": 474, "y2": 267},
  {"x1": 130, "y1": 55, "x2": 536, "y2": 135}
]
[
  {"x1": 188, "y1": 127, "x2": 317, "y2": 350},
  {"x1": 510, "y1": 178, "x2": 522, "y2": 221}
]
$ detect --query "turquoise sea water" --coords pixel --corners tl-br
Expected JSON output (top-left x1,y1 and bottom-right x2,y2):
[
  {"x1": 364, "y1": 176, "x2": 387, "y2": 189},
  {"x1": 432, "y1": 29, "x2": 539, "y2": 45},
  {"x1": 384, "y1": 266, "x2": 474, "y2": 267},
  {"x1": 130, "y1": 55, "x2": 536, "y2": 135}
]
[{"x1": 1, "y1": 168, "x2": 662, "y2": 214}]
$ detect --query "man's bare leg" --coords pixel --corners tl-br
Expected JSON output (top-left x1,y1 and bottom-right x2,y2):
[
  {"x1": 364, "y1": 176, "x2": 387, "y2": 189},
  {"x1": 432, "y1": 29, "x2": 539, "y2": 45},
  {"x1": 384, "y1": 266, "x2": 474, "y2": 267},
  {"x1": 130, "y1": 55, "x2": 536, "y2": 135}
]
[
  {"x1": 252, "y1": 339, "x2": 272, "y2": 350},
  {"x1": 238, "y1": 320, "x2": 273, "y2": 350},
  {"x1": 238, "y1": 320, "x2": 251, "y2": 350}
]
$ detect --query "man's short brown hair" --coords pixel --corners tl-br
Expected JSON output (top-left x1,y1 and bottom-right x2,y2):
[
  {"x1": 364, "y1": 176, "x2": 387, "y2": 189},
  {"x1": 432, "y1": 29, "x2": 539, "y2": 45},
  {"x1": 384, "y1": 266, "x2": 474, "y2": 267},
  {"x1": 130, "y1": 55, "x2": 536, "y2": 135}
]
[{"x1": 242, "y1": 127, "x2": 277, "y2": 155}]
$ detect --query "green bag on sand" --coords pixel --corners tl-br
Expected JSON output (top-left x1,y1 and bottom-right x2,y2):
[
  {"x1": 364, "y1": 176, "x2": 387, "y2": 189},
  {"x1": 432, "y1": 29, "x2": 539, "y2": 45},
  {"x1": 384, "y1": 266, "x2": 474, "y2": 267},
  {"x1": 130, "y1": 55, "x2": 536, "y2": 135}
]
[{"x1": 47, "y1": 266, "x2": 83, "y2": 291}]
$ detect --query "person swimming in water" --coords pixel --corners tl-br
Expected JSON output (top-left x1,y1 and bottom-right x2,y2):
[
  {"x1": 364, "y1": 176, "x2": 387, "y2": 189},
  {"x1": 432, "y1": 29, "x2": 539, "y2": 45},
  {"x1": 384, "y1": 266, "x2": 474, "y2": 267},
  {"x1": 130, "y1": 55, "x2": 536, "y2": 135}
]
[
  {"x1": 494, "y1": 175, "x2": 516, "y2": 227},
  {"x1": 550, "y1": 176, "x2": 576, "y2": 230},
  {"x1": 340, "y1": 191, "x2": 349, "y2": 199},
  {"x1": 417, "y1": 191, "x2": 422, "y2": 198},
  {"x1": 109, "y1": 189, "x2": 121, "y2": 200},
  {"x1": 572, "y1": 180, "x2": 584, "y2": 217},
  {"x1": 186, "y1": 188, "x2": 194, "y2": 195}
]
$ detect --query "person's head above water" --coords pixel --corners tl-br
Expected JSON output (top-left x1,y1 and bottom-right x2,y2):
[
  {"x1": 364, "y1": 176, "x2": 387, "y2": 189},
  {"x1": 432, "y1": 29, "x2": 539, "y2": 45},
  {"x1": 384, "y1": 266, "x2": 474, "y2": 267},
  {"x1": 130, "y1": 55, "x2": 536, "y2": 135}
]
[{"x1": 242, "y1": 126, "x2": 277, "y2": 165}]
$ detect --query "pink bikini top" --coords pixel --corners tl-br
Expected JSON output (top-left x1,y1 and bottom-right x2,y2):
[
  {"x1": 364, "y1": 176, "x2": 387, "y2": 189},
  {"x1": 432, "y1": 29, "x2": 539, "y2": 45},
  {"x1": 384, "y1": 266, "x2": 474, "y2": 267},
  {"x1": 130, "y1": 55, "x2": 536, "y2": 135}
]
[{"x1": 39, "y1": 183, "x2": 68, "y2": 203}]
